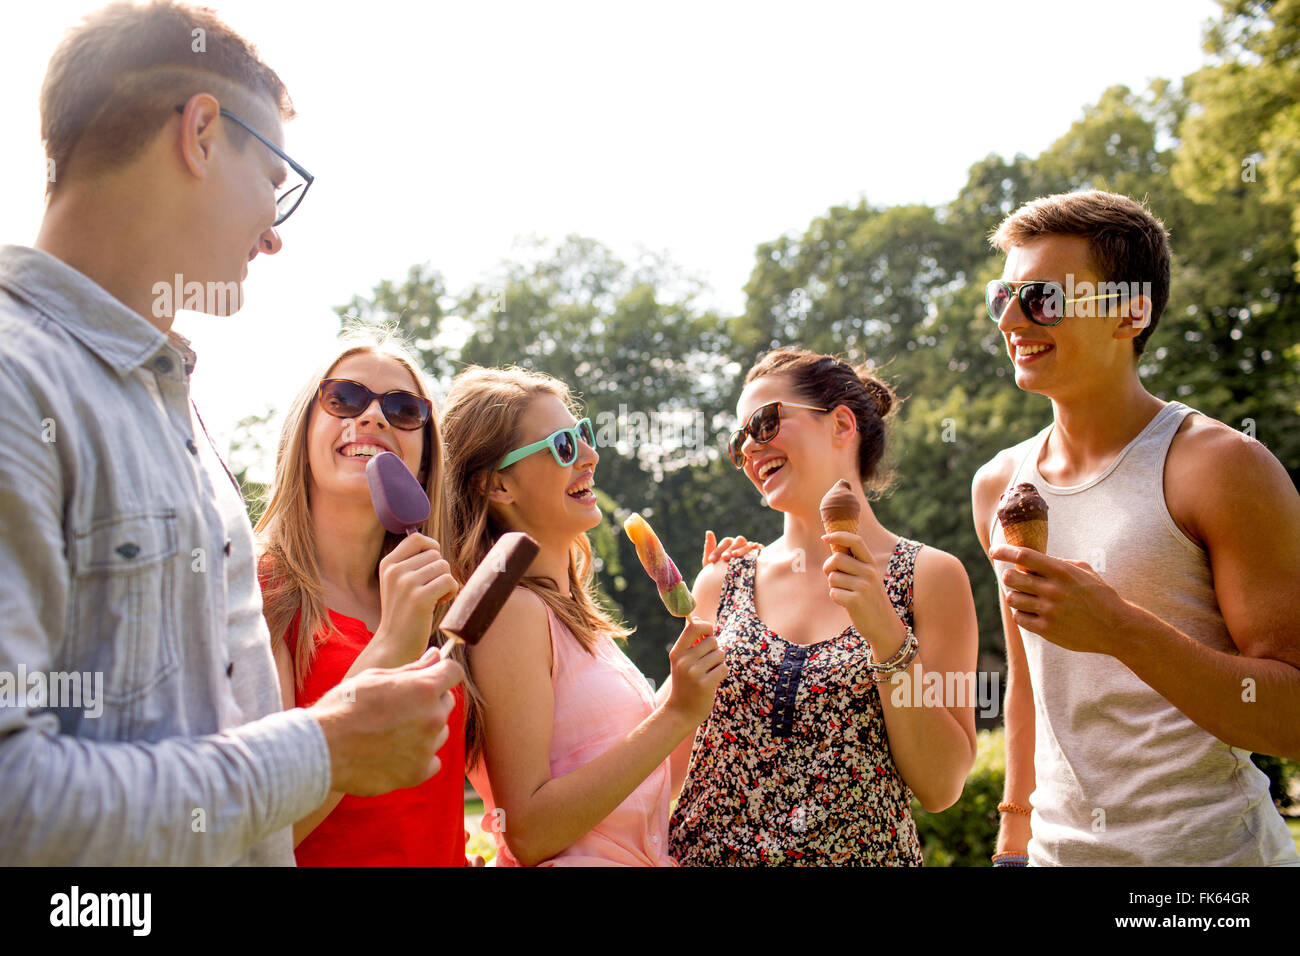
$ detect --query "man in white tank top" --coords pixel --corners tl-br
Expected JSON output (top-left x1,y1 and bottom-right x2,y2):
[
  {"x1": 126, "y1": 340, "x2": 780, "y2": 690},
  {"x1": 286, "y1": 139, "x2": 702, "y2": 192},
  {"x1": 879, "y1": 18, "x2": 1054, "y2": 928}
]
[{"x1": 970, "y1": 190, "x2": 1300, "y2": 866}]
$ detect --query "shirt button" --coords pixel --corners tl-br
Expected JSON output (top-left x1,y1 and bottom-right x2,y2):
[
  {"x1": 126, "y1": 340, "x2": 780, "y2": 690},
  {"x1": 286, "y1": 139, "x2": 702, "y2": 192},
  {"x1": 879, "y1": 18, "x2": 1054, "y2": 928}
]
[
  {"x1": 223, "y1": 539, "x2": 232, "y2": 556},
  {"x1": 226, "y1": 662, "x2": 234, "y2": 678},
  {"x1": 651, "y1": 835, "x2": 659, "y2": 843},
  {"x1": 186, "y1": 438, "x2": 198, "y2": 455},
  {"x1": 153, "y1": 355, "x2": 173, "y2": 374}
]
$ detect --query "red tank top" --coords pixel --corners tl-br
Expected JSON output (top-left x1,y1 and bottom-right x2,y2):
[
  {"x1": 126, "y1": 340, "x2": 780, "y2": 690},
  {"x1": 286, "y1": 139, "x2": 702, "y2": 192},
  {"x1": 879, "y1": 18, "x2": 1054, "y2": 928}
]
[{"x1": 286, "y1": 609, "x2": 466, "y2": 867}]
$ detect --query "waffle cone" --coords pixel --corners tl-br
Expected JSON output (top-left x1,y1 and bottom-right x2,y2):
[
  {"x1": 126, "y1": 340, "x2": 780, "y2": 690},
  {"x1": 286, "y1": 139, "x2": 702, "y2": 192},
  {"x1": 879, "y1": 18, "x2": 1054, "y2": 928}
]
[
  {"x1": 1002, "y1": 518, "x2": 1047, "y2": 554},
  {"x1": 822, "y1": 517, "x2": 859, "y2": 554}
]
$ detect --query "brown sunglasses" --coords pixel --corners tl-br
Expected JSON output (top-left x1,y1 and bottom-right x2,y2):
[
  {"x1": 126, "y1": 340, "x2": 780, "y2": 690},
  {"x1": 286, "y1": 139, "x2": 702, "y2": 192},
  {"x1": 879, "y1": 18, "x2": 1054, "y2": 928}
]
[
  {"x1": 317, "y1": 379, "x2": 431, "y2": 430},
  {"x1": 727, "y1": 401, "x2": 828, "y2": 468}
]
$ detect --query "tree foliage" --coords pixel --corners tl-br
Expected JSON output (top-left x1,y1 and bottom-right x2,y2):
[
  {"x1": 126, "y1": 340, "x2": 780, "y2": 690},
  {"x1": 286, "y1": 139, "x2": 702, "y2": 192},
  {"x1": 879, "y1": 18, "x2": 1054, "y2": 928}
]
[{"x1": 287, "y1": 0, "x2": 1298, "y2": 688}]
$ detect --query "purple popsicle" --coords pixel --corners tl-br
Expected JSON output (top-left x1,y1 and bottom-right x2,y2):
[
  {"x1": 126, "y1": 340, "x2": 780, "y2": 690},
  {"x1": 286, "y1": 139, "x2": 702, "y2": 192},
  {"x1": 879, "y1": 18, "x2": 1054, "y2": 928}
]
[{"x1": 366, "y1": 451, "x2": 430, "y2": 535}]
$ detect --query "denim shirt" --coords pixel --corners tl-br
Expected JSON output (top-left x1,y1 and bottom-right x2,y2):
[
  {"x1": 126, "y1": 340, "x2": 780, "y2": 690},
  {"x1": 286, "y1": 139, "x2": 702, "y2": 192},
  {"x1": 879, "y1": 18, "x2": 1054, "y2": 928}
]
[{"x1": 0, "y1": 245, "x2": 330, "y2": 864}]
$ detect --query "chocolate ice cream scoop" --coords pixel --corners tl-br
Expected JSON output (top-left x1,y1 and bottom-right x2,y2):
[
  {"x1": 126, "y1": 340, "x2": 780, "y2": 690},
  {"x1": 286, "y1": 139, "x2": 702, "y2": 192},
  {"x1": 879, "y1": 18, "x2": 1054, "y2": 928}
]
[
  {"x1": 820, "y1": 479, "x2": 861, "y2": 554},
  {"x1": 997, "y1": 482, "x2": 1049, "y2": 553},
  {"x1": 819, "y1": 479, "x2": 861, "y2": 526}
]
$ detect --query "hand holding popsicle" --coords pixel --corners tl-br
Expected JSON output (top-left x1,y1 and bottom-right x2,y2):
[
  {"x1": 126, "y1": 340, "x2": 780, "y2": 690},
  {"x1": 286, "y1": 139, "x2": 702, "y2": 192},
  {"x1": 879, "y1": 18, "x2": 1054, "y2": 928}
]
[
  {"x1": 366, "y1": 452, "x2": 458, "y2": 660},
  {"x1": 374, "y1": 532, "x2": 460, "y2": 663},
  {"x1": 664, "y1": 615, "x2": 727, "y2": 726}
]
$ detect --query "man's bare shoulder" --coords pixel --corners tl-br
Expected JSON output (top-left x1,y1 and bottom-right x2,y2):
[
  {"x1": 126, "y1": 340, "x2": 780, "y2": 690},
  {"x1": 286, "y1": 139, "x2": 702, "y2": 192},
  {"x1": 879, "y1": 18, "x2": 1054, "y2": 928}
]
[
  {"x1": 1165, "y1": 412, "x2": 1297, "y2": 547},
  {"x1": 972, "y1": 447, "x2": 1023, "y2": 548}
]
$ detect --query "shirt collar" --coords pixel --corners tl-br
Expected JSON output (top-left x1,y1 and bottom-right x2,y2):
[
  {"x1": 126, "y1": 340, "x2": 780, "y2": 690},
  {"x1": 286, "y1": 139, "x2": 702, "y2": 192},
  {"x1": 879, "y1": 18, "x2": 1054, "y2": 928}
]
[{"x1": 0, "y1": 244, "x2": 196, "y2": 378}]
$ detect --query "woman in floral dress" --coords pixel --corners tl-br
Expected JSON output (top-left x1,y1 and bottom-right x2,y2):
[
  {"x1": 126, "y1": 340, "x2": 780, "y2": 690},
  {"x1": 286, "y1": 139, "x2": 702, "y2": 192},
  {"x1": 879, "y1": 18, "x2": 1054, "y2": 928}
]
[{"x1": 668, "y1": 348, "x2": 980, "y2": 865}]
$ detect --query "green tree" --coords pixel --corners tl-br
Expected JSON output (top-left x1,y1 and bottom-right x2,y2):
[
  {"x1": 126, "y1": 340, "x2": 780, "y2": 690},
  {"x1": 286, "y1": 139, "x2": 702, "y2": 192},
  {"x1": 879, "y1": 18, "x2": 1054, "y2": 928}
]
[{"x1": 341, "y1": 237, "x2": 754, "y2": 684}]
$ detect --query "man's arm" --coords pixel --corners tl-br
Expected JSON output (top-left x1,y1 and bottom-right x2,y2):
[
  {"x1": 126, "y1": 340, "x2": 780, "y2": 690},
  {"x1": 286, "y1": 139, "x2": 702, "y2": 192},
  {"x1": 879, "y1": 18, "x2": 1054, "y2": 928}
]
[
  {"x1": 0, "y1": 367, "x2": 331, "y2": 865},
  {"x1": 992, "y1": 420, "x2": 1300, "y2": 759},
  {"x1": 973, "y1": 453, "x2": 1035, "y2": 857},
  {"x1": 1135, "y1": 420, "x2": 1300, "y2": 756}
]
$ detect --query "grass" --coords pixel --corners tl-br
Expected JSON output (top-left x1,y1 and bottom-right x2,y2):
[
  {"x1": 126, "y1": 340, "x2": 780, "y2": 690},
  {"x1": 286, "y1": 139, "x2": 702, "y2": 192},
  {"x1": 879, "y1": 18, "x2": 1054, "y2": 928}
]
[
  {"x1": 1287, "y1": 817, "x2": 1300, "y2": 855},
  {"x1": 464, "y1": 797, "x2": 496, "y2": 864}
]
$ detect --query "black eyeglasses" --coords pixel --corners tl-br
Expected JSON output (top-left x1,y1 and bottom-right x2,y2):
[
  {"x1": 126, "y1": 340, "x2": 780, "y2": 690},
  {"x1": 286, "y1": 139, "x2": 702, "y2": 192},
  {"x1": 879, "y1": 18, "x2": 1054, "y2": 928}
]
[
  {"x1": 173, "y1": 104, "x2": 314, "y2": 225},
  {"x1": 317, "y1": 379, "x2": 431, "y2": 430},
  {"x1": 727, "y1": 401, "x2": 828, "y2": 468}
]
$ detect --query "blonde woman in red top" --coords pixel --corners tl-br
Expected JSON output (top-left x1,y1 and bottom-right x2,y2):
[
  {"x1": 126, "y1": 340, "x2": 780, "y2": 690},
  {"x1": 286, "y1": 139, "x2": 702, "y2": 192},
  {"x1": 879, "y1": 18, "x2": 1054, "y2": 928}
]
[{"x1": 256, "y1": 327, "x2": 473, "y2": 866}]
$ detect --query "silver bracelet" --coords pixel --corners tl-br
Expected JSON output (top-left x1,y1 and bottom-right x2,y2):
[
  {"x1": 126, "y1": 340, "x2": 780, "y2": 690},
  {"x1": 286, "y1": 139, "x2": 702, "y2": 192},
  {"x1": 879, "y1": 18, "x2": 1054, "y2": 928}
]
[{"x1": 868, "y1": 623, "x2": 918, "y2": 682}]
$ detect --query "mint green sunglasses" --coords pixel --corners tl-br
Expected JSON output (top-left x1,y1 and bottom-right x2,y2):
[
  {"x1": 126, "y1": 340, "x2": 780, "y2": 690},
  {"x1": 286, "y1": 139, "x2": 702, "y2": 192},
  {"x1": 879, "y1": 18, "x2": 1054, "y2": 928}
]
[{"x1": 498, "y1": 418, "x2": 596, "y2": 470}]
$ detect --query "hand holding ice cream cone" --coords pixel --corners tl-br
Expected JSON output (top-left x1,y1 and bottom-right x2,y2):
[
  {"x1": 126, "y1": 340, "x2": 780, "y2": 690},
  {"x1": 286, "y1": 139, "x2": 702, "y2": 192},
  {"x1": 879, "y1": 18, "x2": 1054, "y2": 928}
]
[
  {"x1": 996, "y1": 482, "x2": 1049, "y2": 571},
  {"x1": 820, "y1": 479, "x2": 862, "y2": 554}
]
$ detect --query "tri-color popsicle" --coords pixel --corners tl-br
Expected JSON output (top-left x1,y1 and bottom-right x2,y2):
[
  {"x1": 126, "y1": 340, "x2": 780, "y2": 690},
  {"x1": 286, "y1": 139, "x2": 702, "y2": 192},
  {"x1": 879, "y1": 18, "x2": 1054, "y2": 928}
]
[{"x1": 623, "y1": 512, "x2": 696, "y2": 617}]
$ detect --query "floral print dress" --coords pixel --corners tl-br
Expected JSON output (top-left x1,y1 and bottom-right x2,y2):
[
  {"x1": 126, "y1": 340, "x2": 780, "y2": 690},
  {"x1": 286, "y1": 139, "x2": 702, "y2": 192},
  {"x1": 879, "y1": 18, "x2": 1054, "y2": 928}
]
[{"x1": 668, "y1": 542, "x2": 925, "y2": 866}]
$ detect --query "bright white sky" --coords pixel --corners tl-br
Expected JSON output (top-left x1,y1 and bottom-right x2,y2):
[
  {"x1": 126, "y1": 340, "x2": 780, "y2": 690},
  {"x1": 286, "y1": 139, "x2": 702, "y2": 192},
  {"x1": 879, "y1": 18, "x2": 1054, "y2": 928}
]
[{"x1": 1, "y1": 0, "x2": 1218, "y2": 478}]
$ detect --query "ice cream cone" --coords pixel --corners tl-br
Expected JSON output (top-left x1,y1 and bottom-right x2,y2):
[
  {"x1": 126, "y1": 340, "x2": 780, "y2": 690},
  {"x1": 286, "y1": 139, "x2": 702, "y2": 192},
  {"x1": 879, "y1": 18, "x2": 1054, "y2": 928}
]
[
  {"x1": 820, "y1": 479, "x2": 862, "y2": 555},
  {"x1": 822, "y1": 517, "x2": 859, "y2": 553},
  {"x1": 996, "y1": 482, "x2": 1049, "y2": 570},
  {"x1": 1001, "y1": 518, "x2": 1047, "y2": 553}
]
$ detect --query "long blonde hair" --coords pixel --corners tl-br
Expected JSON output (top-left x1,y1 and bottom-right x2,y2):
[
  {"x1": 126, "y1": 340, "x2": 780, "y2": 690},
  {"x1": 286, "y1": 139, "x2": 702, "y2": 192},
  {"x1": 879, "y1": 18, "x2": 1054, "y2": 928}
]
[
  {"x1": 440, "y1": 365, "x2": 631, "y2": 767},
  {"x1": 254, "y1": 325, "x2": 464, "y2": 692}
]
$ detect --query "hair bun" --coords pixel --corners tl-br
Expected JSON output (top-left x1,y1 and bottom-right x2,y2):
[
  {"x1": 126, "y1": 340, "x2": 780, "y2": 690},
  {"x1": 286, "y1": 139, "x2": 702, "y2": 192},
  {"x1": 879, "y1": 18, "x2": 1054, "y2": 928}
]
[{"x1": 855, "y1": 365, "x2": 895, "y2": 419}]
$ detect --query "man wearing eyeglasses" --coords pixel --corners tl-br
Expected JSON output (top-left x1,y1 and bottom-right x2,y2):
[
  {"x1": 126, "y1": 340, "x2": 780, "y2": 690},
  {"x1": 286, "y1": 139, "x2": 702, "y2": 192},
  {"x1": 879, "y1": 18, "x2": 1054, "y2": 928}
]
[
  {"x1": 0, "y1": 2, "x2": 461, "y2": 865},
  {"x1": 971, "y1": 190, "x2": 1300, "y2": 866}
]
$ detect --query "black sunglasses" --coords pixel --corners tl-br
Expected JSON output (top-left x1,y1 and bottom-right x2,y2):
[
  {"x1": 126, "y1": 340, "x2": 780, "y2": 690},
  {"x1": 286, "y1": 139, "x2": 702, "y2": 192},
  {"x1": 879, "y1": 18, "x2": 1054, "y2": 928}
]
[
  {"x1": 985, "y1": 279, "x2": 1124, "y2": 327},
  {"x1": 173, "y1": 104, "x2": 314, "y2": 225},
  {"x1": 727, "y1": 401, "x2": 828, "y2": 468},
  {"x1": 317, "y1": 379, "x2": 431, "y2": 431}
]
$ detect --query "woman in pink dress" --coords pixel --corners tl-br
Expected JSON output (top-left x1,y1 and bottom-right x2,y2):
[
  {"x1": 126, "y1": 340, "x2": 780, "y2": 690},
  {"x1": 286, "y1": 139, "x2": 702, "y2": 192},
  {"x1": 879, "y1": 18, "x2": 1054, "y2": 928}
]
[{"x1": 440, "y1": 366, "x2": 734, "y2": 866}]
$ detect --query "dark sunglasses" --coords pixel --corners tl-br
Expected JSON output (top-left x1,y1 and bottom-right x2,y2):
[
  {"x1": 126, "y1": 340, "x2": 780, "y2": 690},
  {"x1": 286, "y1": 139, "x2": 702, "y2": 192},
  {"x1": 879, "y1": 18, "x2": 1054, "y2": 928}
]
[
  {"x1": 317, "y1": 379, "x2": 432, "y2": 430},
  {"x1": 727, "y1": 401, "x2": 828, "y2": 469},
  {"x1": 985, "y1": 279, "x2": 1123, "y2": 327},
  {"x1": 498, "y1": 418, "x2": 596, "y2": 469}
]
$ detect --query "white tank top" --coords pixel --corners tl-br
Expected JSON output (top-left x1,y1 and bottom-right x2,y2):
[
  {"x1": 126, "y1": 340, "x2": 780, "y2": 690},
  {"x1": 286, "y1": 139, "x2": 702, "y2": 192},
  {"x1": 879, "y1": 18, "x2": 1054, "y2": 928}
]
[{"x1": 990, "y1": 401, "x2": 1299, "y2": 866}]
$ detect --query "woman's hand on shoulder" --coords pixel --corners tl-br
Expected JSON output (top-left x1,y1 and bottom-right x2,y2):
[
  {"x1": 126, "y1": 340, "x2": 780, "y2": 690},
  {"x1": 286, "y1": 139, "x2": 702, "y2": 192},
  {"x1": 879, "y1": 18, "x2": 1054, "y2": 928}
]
[
  {"x1": 374, "y1": 533, "x2": 460, "y2": 662},
  {"x1": 702, "y1": 530, "x2": 761, "y2": 567}
]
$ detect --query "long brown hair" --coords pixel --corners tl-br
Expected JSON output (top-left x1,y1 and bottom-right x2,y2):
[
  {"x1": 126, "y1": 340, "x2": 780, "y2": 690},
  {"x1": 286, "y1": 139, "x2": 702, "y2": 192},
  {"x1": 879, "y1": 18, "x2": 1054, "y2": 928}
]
[
  {"x1": 440, "y1": 365, "x2": 631, "y2": 768},
  {"x1": 254, "y1": 325, "x2": 463, "y2": 692}
]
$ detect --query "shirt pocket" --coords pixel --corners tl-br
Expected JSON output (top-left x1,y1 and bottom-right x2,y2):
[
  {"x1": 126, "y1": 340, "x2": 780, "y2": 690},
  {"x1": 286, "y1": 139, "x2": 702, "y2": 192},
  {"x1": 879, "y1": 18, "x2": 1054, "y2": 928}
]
[{"x1": 67, "y1": 511, "x2": 180, "y2": 707}]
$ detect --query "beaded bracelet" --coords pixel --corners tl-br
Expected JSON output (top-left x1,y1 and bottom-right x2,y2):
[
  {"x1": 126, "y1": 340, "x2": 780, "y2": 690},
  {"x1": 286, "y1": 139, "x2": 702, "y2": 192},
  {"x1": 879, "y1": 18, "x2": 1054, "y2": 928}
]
[
  {"x1": 868, "y1": 624, "x2": 919, "y2": 682},
  {"x1": 991, "y1": 852, "x2": 1029, "y2": 867},
  {"x1": 997, "y1": 802, "x2": 1032, "y2": 817}
]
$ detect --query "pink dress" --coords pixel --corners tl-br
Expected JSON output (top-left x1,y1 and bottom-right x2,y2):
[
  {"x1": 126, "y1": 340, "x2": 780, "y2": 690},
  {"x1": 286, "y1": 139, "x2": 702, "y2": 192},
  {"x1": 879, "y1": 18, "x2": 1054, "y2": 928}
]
[{"x1": 468, "y1": 604, "x2": 678, "y2": 866}]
